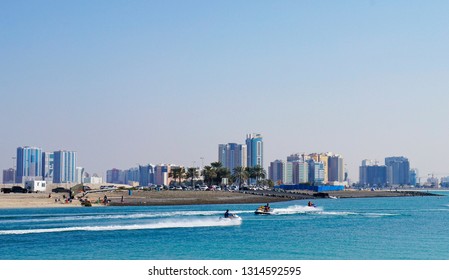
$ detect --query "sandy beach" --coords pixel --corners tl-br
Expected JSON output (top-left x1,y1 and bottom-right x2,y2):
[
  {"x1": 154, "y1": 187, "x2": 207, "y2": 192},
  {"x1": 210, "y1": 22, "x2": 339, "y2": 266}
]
[
  {"x1": 0, "y1": 192, "x2": 81, "y2": 208},
  {"x1": 0, "y1": 189, "x2": 439, "y2": 209},
  {"x1": 0, "y1": 190, "x2": 290, "y2": 208}
]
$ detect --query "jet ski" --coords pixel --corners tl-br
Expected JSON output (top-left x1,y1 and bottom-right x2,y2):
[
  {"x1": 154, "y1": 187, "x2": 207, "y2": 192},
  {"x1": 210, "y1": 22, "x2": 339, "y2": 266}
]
[
  {"x1": 307, "y1": 201, "x2": 316, "y2": 207},
  {"x1": 255, "y1": 205, "x2": 273, "y2": 215},
  {"x1": 219, "y1": 213, "x2": 241, "y2": 221}
]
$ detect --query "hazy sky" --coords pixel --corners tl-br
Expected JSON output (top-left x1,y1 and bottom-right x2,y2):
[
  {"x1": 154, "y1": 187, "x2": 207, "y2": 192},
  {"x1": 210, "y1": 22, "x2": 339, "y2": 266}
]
[{"x1": 1, "y1": 0, "x2": 449, "y2": 181}]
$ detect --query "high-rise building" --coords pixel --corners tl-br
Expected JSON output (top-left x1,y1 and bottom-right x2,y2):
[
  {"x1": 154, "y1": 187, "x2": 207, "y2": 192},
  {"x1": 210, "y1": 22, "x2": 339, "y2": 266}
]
[
  {"x1": 268, "y1": 160, "x2": 284, "y2": 185},
  {"x1": 284, "y1": 153, "x2": 300, "y2": 184},
  {"x1": 283, "y1": 153, "x2": 310, "y2": 184},
  {"x1": 139, "y1": 164, "x2": 155, "y2": 186},
  {"x1": 359, "y1": 160, "x2": 388, "y2": 186},
  {"x1": 308, "y1": 161, "x2": 325, "y2": 184},
  {"x1": 75, "y1": 167, "x2": 85, "y2": 184},
  {"x1": 53, "y1": 150, "x2": 77, "y2": 183},
  {"x1": 409, "y1": 168, "x2": 419, "y2": 186},
  {"x1": 106, "y1": 168, "x2": 125, "y2": 184},
  {"x1": 385, "y1": 156, "x2": 410, "y2": 185},
  {"x1": 16, "y1": 146, "x2": 43, "y2": 183},
  {"x1": 154, "y1": 164, "x2": 170, "y2": 186},
  {"x1": 328, "y1": 154, "x2": 344, "y2": 182},
  {"x1": 246, "y1": 133, "x2": 263, "y2": 168},
  {"x1": 3, "y1": 168, "x2": 15, "y2": 184},
  {"x1": 218, "y1": 143, "x2": 247, "y2": 172},
  {"x1": 309, "y1": 153, "x2": 329, "y2": 182},
  {"x1": 42, "y1": 152, "x2": 54, "y2": 182},
  {"x1": 294, "y1": 160, "x2": 309, "y2": 184},
  {"x1": 125, "y1": 167, "x2": 139, "y2": 185},
  {"x1": 293, "y1": 161, "x2": 308, "y2": 184},
  {"x1": 284, "y1": 161, "x2": 293, "y2": 184}
]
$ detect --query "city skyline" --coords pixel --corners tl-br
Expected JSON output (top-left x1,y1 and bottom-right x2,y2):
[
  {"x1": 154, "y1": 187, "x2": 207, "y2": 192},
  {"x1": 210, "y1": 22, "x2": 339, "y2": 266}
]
[
  {"x1": 1, "y1": 1, "x2": 449, "y2": 182},
  {"x1": 0, "y1": 142, "x2": 439, "y2": 186}
]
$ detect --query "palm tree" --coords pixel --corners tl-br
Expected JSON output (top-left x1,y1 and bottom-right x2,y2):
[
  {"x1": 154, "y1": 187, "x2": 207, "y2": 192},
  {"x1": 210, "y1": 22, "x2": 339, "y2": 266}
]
[
  {"x1": 210, "y1": 162, "x2": 223, "y2": 169},
  {"x1": 232, "y1": 166, "x2": 248, "y2": 188},
  {"x1": 252, "y1": 165, "x2": 266, "y2": 186},
  {"x1": 246, "y1": 166, "x2": 256, "y2": 185},
  {"x1": 210, "y1": 161, "x2": 231, "y2": 185},
  {"x1": 201, "y1": 165, "x2": 216, "y2": 186},
  {"x1": 246, "y1": 165, "x2": 266, "y2": 186},
  {"x1": 186, "y1": 167, "x2": 199, "y2": 187},
  {"x1": 216, "y1": 167, "x2": 231, "y2": 185},
  {"x1": 169, "y1": 166, "x2": 186, "y2": 186}
]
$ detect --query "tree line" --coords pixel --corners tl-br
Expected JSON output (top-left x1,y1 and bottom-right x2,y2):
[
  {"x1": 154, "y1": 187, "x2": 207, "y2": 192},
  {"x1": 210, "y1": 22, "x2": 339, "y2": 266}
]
[{"x1": 168, "y1": 162, "x2": 272, "y2": 188}]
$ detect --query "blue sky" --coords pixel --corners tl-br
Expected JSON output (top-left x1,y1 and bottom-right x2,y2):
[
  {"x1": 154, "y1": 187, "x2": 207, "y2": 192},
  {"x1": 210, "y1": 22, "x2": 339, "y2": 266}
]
[{"x1": 1, "y1": 0, "x2": 449, "y2": 181}]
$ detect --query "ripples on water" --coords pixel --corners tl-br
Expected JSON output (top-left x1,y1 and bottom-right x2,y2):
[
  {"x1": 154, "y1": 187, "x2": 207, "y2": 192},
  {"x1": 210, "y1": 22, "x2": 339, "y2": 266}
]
[{"x1": 1, "y1": 194, "x2": 449, "y2": 259}]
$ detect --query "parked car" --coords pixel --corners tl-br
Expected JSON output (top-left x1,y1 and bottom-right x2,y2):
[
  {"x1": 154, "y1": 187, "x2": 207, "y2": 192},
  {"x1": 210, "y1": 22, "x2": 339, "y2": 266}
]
[
  {"x1": 52, "y1": 187, "x2": 70, "y2": 193},
  {"x1": 1, "y1": 188, "x2": 12, "y2": 193},
  {"x1": 11, "y1": 186, "x2": 28, "y2": 193}
]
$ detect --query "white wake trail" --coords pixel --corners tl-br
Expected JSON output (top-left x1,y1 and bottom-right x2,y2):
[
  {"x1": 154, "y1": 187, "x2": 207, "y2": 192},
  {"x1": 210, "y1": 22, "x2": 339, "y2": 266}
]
[{"x1": 0, "y1": 217, "x2": 242, "y2": 235}]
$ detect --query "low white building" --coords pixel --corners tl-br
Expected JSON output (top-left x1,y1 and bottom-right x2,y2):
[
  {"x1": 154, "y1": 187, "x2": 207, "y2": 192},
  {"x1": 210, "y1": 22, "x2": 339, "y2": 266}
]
[
  {"x1": 25, "y1": 180, "x2": 47, "y2": 192},
  {"x1": 84, "y1": 176, "x2": 103, "y2": 184}
]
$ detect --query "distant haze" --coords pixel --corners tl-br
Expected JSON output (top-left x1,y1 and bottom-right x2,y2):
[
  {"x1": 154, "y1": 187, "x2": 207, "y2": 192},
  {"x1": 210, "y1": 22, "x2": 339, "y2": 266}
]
[{"x1": 1, "y1": 1, "x2": 449, "y2": 182}]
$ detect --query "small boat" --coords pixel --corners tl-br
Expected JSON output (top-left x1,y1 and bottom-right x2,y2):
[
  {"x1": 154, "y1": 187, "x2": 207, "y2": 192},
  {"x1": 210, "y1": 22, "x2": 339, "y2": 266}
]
[
  {"x1": 255, "y1": 206, "x2": 273, "y2": 215},
  {"x1": 329, "y1": 195, "x2": 338, "y2": 199}
]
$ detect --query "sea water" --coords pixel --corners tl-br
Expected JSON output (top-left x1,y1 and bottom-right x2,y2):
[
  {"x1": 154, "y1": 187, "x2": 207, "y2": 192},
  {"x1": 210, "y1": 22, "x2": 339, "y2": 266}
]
[{"x1": 1, "y1": 192, "x2": 448, "y2": 260}]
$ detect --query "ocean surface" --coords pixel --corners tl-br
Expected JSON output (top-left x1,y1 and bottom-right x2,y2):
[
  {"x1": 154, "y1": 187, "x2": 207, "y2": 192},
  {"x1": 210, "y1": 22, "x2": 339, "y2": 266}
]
[{"x1": 1, "y1": 191, "x2": 448, "y2": 260}]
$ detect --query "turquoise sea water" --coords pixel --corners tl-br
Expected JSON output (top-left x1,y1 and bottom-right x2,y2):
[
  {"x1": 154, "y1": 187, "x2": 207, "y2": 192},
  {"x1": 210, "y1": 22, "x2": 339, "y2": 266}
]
[{"x1": 1, "y1": 192, "x2": 448, "y2": 260}]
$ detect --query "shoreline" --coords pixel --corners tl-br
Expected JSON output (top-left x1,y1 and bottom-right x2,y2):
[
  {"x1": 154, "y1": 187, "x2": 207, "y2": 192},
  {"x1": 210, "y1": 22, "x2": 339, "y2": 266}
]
[{"x1": 0, "y1": 189, "x2": 442, "y2": 209}]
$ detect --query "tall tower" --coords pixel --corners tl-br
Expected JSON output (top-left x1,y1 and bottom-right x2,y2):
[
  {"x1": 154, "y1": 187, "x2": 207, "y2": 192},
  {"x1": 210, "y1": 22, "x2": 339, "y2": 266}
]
[
  {"x1": 309, "y1": 153, "x2": 329, "y2": 183},
  {"x1": 16, "y1": 146, "x2": 43, "y2": 183},
  {"x1": 268, "y1": 160, "x2": 284, "y2": 185},
  {"x1": 138, "y1": 164, "x2": 155, "y2": 187},
  {"x1": 218, "y1": 143, "x2": 247, "y2": 172},
  {"x1": 2, "y1": 168, "x2": 15, "y2": 184},
  {"x1": 42, "y1": 152, "x2": 54, "y2": 182},
  {"x1": 245, "y1": 133, "x2": 263, "y2": 168},
  {"x1": 359, "y1": 160, "x2": 388, "y2": 186},
  {"x1": 328, "y1": 154, "x2": 344, "y2": 182},
  {"x1": 385, "y1": 156, "x2": 410, "y2": 185},
  {"x1": 53, "y1": 150, "x2": 77, "y2": 183}
]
